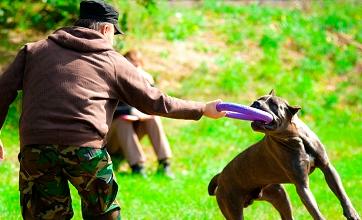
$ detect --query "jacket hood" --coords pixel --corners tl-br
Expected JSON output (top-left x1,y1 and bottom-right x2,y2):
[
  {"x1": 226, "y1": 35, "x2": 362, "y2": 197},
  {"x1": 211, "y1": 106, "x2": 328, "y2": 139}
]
[{"x1": 48, "y1": 26, "x2": 114, "y2": 53}]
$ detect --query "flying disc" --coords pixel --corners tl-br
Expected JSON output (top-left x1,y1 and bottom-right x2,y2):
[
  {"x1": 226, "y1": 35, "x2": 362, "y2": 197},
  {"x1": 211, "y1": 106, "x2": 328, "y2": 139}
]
[{"x1": 216, "y1": 102, "x2": 273, "y2": 123}]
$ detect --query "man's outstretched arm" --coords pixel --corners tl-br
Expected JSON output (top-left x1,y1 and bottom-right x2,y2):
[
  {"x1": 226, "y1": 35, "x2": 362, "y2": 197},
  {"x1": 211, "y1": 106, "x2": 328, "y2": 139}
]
[{"x1": 111, "y1": 53, "x2": 225, "y2": 120}]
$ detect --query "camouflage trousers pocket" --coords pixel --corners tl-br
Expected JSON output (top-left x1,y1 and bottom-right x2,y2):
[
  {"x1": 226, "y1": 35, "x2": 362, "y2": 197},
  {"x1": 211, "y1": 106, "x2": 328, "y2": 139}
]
[
  {"x1": 18, "y1": 145, "x2": 120, "y2": 219},
  {"x1": 19, "y1": 145, "x2": 74, "y2": 219},
  {"x1": 77, "y1": 150, "x2": 120, "y2": 217}
]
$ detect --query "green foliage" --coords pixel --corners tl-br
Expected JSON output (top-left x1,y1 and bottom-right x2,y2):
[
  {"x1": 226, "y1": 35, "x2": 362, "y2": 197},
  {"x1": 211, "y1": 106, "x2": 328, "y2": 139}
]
[
  {"x1": 298, "y1": 57, "x2": 327, "y2": 77},
  {"x1": 0, "y1": 0, "x2": 79, "y2": 30},
  {"x1": 117, "y1": 1, "x2": 204, "y2": 41},
  {"x1": 217, "y1": 58, "x2": 248, "y2": 93},
  {"x1": 175, "y1": 62, "x2": 216, "y2": 98},
  {"x1": 320, "y1": 1, "x2": 358, "y2": 33},
  {"x1": 259, "y1": 31, "x2": 280, "y2": 52},
  {"x1": 333, "y1": 46, "x2": 358, "y2": 75},
  {"x1": 246, "y1": 3, "x2": 283, "y2": 25},
  {"x1": 202, "y1": 0, "x2": 245, "y2": 15},
  {"x1": 136, "y1": 0, "x2": 158, "y2": 15},
  {"x1": 323, "y1": 14, "x2": 351, "y2": 32},
  {"x1": 164, "y1": 11, "x2": 204, "y2": 41}
]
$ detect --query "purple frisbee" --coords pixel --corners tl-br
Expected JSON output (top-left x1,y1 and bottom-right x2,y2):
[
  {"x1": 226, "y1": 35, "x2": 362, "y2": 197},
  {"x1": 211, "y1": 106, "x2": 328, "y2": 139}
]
[{"x1": 216, "y1": 102, "x2": 273, "y2": 123}]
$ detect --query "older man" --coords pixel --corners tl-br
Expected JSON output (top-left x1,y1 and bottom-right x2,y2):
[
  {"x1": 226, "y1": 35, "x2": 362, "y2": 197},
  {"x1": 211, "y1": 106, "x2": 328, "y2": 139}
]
[{"x1": 0, "y1": 0, "x2": 224, "y2": 219}]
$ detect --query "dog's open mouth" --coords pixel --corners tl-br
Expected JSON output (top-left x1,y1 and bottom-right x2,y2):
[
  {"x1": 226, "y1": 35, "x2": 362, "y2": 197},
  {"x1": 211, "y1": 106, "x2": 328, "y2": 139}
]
[
  {"x1": 251, "y1": 119, "x2": 275, "y2": 130},
  {"x1": 249, "y1": 103, "x2": 276, "y2": 130}
]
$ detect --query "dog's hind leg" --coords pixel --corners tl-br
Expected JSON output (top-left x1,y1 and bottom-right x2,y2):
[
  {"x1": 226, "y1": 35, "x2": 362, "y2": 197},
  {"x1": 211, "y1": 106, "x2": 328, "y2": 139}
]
[
  {"x1": 259, "y1": 184, "x2": 293, "y2": 220},
  {"x1": 319, "y1": 162, "x2": 360, "y2": 220},
  {"x1": 216, "y1": 186, "x2": 243, "y2": 220}
]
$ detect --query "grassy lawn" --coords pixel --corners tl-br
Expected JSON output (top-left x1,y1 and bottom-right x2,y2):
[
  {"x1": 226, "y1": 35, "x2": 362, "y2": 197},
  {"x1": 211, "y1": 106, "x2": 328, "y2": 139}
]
[{"x1": 0, "y1": 1, "x2": 361, "y2": 219}]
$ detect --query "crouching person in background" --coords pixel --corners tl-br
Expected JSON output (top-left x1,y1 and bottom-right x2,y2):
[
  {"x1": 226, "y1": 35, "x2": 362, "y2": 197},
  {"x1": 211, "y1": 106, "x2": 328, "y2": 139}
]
[{"x1": 107, "y1": 50, "x2": 174, "y2": 178}]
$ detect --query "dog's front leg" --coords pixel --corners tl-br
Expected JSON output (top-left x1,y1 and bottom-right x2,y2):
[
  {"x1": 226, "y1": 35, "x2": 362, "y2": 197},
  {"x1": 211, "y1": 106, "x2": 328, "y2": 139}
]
[
  {"x1": 216, "y1": 186, "x2": 243, "y2": 220},
  {"x1": 295, "y1": 183, "x2": 325, "y2": 220},
  {"x1": 320, "y1": 163, "x2": 360, "y2": 220}
]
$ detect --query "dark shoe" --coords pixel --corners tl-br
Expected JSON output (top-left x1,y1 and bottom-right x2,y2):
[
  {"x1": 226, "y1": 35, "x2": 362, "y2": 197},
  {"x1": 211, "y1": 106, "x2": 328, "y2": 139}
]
[
  {"x1": 157, "y1": 159, "x2": 175, "y2": 179},
  {"x1": 131, "y1": 164, "x2": 147, "y2": 177}
]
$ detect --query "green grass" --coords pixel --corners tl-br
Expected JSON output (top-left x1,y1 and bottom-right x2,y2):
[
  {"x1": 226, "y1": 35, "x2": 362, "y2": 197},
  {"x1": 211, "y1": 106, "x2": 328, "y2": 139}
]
[{"x1": 0, "y1": 0, "x2": 361, "y2": 219}]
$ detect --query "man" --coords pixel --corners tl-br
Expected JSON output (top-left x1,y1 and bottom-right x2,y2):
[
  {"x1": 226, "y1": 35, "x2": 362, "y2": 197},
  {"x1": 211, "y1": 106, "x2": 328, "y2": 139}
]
[{"x1": 0, "y1": 0, "x2": 224, "y2": 219}]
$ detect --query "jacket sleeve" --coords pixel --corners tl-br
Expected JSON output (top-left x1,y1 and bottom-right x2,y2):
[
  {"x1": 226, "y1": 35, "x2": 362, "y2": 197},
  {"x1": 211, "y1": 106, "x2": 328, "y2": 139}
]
[
  {"x1": 109, "y1": 52, "x2": 205, "y2": 120},
  {"x1": 0, "y1": 46, "x2": 26, "y2": 129}
]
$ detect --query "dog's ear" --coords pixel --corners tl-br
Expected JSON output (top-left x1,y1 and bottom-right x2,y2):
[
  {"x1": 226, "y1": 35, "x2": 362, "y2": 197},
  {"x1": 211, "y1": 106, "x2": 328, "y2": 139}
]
[
  {"x1": 287, "y1": 105, "x2": 301, "y2": 115},
  {"x1": 269, "y1": 89, "x2": 275, "y2": 96}
]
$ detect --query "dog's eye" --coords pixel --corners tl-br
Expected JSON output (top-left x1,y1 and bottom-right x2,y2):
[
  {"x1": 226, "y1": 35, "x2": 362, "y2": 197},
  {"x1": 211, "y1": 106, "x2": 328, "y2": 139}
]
[
  {"x1": 271, "y1": 104, "x2": 278, "y2": 112},
  {"x1": 268, "y1": 100, "x2": 278, "y2": 111}
]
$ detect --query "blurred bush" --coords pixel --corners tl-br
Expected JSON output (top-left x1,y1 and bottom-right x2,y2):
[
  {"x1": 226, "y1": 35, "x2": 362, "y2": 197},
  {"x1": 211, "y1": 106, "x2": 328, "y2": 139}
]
[{"x1": 0, "y1": 0, "x2": 79, "y2": 31}]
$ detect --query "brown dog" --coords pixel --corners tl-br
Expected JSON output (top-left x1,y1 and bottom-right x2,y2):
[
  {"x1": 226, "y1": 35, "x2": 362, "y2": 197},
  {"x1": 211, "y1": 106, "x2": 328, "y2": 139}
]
[{"x1": 208, "y1": 90, "x2": 360, "y2": 220}]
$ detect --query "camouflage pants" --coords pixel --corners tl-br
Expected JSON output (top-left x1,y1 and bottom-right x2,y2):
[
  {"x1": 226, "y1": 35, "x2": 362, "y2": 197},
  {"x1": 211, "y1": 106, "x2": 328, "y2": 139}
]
[{"x1": 19, "y1": 144, "x2": 120, "y2": 220}]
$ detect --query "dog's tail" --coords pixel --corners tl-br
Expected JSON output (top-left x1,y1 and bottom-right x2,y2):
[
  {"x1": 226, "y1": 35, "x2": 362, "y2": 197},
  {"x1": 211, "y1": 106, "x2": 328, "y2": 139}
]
[{"x1": 208, "y1": 173, "x2": 220, "y2": 196}]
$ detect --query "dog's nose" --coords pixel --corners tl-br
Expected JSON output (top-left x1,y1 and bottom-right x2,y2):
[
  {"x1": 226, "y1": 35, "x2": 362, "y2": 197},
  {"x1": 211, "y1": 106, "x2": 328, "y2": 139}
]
[{"x1": 251, "y1": 101, "x2": 261, "y2": 109}]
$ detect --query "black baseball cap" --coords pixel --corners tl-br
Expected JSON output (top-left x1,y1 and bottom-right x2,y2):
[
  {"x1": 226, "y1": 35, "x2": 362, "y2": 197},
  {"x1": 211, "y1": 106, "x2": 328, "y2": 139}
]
[{"x1": 80, "y1": 0, "x2": 123, "y2": 35}]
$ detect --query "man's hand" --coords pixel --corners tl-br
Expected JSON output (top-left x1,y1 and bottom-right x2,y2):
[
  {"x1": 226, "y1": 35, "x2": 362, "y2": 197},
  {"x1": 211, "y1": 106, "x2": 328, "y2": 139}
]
[
  {"x1": 0, "y1": 139, "x2": 4, "y2": 160},
  {"x1": 203, "y1": 100, "x2": 226, "y2": 119},
  {"x1": 130, "y1": 108, "x2": 154, "y2": 121}
]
